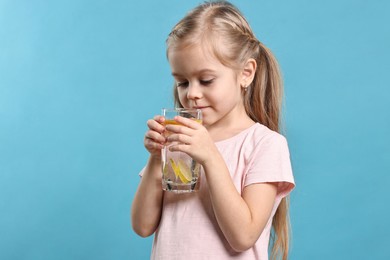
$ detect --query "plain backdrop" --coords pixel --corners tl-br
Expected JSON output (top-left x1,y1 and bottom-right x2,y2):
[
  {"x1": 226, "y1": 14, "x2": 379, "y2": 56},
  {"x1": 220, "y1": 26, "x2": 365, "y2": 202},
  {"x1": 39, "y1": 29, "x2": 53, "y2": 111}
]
[{"x1": 1, "y1": 0, "x2": 389, "y2": 259}]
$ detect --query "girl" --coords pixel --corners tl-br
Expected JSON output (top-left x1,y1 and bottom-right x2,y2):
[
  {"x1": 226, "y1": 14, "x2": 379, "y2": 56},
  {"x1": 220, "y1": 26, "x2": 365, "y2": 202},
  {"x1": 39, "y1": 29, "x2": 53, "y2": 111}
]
[{"x1": 131, "y1": 1, "x2": 295, "y2": 259}]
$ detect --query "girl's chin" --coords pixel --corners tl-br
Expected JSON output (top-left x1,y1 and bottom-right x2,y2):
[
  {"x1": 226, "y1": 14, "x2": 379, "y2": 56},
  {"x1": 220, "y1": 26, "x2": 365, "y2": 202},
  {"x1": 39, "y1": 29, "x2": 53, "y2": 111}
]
[
  {"x1": 200, "y1": 118, "x2": 208, "y2": 127},
  {"x1": 200, "y1": 119, "x2": 212, "y2": 129}
]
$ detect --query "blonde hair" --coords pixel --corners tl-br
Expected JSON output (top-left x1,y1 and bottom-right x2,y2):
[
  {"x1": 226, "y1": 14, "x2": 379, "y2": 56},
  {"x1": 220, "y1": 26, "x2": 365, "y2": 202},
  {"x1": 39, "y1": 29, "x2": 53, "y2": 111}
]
[{"x1": 167, "y1": 1, "x2": 291, "y2": 259}]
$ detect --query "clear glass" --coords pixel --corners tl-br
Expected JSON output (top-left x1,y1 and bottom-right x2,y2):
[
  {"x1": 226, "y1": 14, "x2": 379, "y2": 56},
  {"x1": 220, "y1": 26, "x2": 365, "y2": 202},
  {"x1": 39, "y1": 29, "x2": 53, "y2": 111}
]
[{"x1": 161, "y1": 108, "x2": 202, "y2": 193}]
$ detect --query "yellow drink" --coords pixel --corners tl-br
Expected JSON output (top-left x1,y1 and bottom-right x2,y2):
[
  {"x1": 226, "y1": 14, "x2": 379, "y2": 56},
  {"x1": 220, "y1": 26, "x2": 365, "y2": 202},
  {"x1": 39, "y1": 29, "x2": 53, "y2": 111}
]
[{"x1": 163, "y1": 119, "x2": 202, "y2": 126}]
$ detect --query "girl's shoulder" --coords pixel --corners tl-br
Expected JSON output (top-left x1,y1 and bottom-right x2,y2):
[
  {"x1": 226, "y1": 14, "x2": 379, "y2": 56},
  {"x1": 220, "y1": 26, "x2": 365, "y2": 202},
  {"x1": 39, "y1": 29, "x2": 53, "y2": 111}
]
[
  {"x1": 216, "y1": 123, "x2": 288, "y2": 149},
  {"x1": 252, "y1": 123, "x2": 287, "y2": 142},
  {"x1": 244, "y1": 123, "x2": 288, "y2": 152}
]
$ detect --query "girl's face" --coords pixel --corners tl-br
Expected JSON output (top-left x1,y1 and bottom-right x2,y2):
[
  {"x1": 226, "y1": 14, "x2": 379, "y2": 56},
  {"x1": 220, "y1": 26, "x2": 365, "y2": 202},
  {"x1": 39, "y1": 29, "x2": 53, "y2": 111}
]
[{"x1": 168, "y1": 44, "x2": 247, "y2": 129}]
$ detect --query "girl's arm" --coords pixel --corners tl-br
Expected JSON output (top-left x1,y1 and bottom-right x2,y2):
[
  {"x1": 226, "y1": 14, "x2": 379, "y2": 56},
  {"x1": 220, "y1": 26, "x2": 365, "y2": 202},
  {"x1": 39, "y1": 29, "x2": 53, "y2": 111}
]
[
  {"x1": 131, "y1": 156, "x2": 164, "y2": 237},
  {"x1": 131, "y1": 116, "x2": 166, "y2": 237},
  {"x1": 203, "y1": 152, "x2": 277, "y2": 252}
]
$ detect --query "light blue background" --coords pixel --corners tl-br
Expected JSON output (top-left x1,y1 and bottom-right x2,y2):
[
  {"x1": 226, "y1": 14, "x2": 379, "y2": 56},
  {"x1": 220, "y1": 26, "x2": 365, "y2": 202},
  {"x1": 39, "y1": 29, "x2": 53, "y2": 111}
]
[{"x1": 1, "y1": 0, "x2": 389, "y2": 259}]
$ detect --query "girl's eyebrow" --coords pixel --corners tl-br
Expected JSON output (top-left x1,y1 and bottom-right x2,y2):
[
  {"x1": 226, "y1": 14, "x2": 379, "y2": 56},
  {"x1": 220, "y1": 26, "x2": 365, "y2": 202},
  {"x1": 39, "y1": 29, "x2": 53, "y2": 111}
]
[{"x1": 172, "y1": 69, "x2": 217, "y2": 77}]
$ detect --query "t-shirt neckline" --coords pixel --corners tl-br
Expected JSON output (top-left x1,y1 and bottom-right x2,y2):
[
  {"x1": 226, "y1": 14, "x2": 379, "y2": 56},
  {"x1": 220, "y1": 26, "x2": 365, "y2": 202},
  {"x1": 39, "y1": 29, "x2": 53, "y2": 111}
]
[{"x1": 214, "y1": 123, "x2": 260, "y2": 145}]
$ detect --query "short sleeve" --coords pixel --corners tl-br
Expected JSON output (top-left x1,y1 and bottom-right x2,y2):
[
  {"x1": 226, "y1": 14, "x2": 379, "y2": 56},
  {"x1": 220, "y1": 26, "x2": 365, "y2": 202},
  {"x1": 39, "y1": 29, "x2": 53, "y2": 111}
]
[{"x1": 244, "y1": 132, "x2": 295, "y2": 198}]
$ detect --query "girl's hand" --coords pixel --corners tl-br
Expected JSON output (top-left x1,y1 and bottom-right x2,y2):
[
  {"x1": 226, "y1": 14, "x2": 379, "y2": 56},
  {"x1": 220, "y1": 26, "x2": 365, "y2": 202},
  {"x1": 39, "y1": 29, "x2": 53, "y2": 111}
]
[
  {"x1": 144, "y1": 115, "x2": 166, "y2": 158},
  {"x1": 165, "y1": 116, "x2": 218, "y2": 165}
]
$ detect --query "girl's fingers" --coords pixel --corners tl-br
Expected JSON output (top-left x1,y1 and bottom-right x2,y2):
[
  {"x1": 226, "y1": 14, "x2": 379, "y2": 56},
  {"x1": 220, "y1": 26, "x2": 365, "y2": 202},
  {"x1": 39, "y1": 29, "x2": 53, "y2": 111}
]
[
  {"x1": 145, "y1": 130, "x2": 166, "y2": 144},
  {"x1": 168, "y1": 143, "x2": 189, "y2": 153},
  {"x1": 154, "y1": 115, "x2": 165, "y2": 124},
  {"x1": 145, "y1": 137, "x2": 164, "y2": 150},
  {"x1": 147, "y1": 116, "x2": 165, "y2": 133},
  {"x1": 166, "y1": 133, "x2": 191, "y2": 144},
  {"x1": 165, "y1": 119, "x2": 202, "y2": 135},
  {"x1": 173, "y1": 116, "x2": 202, "y2": 129},
  {"x1": 144, "y1": 115, "x2": 167, "y2": 153},
  {"x1": 165, "y1": 124, "x2": 190, "y2": 136},
  {"x1": 144, "y1": 129, "x2": 165, "y2": 152}
]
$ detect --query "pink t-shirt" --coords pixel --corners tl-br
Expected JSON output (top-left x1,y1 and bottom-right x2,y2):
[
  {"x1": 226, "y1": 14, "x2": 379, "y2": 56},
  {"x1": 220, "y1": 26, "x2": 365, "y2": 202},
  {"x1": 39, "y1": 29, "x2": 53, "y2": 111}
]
[{"x1": 147, "y1": 123, "x2": 295, "y2": 259}]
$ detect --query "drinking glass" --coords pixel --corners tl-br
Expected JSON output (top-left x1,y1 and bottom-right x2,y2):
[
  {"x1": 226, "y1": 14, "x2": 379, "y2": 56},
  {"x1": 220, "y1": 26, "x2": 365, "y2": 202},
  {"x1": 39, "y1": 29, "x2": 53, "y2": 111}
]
[{"x1": 161, "y1": 108, "x2": 202, "y2": 193}]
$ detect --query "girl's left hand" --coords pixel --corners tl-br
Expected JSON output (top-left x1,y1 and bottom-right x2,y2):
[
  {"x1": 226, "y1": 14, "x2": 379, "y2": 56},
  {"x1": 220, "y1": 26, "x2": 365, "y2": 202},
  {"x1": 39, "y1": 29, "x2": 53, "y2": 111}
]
[{"x1": 165, "y1": 116, "x2": 218, "y2": 166}]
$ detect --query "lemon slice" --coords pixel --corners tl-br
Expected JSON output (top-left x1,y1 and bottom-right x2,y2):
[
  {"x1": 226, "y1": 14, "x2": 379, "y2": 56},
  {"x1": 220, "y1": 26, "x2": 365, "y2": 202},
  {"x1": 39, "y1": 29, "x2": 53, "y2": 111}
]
[
  {"x1": 169, "y1": 158, "x2": 191, "y2": 184},
  {"x1": 177, "y1": 160, "x2": 192, "y2": 182}
]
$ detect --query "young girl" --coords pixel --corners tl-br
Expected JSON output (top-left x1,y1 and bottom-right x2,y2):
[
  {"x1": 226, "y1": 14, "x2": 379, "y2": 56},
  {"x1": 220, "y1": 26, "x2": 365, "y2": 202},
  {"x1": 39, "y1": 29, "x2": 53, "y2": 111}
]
[{"x1": 131, "y1": 1, "x2": 295, "y2": 259}]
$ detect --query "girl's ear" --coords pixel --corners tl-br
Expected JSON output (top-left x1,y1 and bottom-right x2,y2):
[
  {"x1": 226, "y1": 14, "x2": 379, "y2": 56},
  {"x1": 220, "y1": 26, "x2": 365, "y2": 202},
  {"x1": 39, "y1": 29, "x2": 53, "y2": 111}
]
[{"x1": 240, "y1": 58, "x2": 257, "y2": 89}]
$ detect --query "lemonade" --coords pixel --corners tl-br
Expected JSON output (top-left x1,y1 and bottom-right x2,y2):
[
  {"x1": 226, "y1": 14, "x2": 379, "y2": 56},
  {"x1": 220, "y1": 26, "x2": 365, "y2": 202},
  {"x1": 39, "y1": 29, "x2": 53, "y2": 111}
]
[{"x1": 161, "y1": 108, "x2": 202, "y2": 193}]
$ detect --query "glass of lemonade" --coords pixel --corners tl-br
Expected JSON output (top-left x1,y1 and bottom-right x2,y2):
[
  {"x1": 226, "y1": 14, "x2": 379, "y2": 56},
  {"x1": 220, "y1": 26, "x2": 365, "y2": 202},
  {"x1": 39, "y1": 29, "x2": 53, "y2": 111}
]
[{"x1": 161, "y1": 108, "x2": 202, "y2": 193}]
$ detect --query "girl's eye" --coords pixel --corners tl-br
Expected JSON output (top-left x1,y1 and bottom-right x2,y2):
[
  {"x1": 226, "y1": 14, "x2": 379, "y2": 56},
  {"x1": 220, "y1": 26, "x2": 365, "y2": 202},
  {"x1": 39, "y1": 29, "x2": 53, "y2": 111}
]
[
  {"x1": 176, "y1": 81, "x2": 189, "y2": 87},
  {"x1": 200, "y1": 79, "x2": 214, "y2": 86}
]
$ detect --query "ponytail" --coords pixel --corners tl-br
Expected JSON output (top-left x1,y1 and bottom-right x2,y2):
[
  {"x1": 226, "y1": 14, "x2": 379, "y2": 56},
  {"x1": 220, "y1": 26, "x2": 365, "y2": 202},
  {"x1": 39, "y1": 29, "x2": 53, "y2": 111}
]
[
  {"x1": 246, "y1": 42, "x2": 291, "y2": 260},
  {"x1": 244, "y1": 41, "x2": 282, "y2": 133},
  {"x1": 271, "y1": 197, "x2": 291, "y2": 260}
]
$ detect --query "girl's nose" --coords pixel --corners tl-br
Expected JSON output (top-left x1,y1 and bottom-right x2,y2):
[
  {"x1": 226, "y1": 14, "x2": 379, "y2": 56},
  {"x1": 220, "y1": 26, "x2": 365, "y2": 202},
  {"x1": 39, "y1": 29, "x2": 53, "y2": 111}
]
[{"x1": 186, "y1": 83, "x2": 202, "y2": 100}]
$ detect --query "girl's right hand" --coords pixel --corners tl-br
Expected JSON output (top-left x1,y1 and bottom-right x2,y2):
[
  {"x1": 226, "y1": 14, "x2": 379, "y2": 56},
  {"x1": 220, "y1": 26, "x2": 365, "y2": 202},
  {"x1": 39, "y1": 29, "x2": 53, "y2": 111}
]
[{"x1": 144, "y1": 115, "x2": 166, "y2": 158}]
